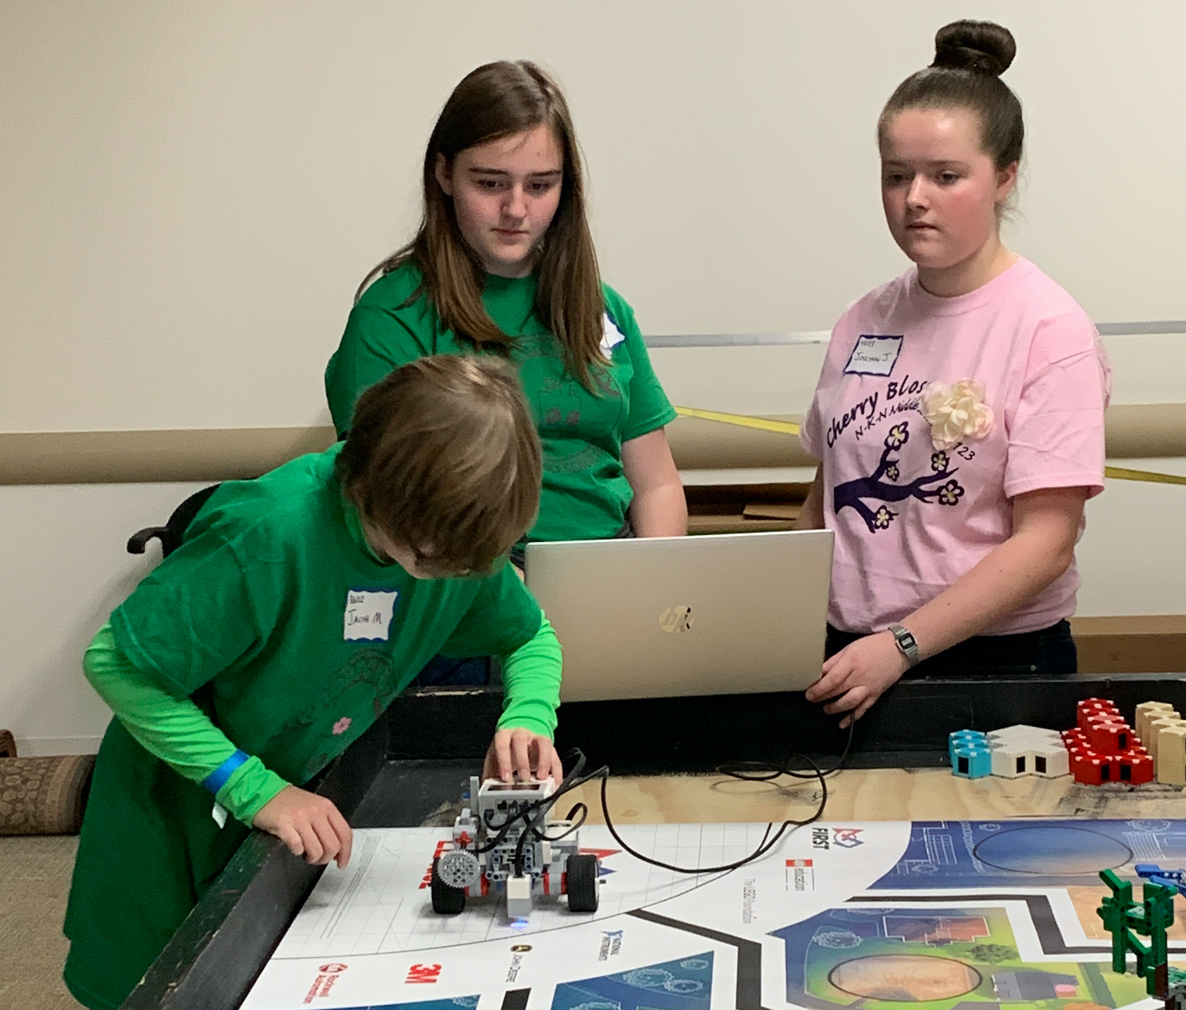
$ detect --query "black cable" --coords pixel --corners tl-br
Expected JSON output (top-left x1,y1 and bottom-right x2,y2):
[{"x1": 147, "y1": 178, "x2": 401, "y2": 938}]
[
  {"x1": 717, "y1": 720, "x2": 857, "y2": 782},
  {"x1": 466, "y1": 727, "x2": 857, "y2": 879},
  {"x1": 553, "y1": 726, "x2": 855, "y2": 876}
]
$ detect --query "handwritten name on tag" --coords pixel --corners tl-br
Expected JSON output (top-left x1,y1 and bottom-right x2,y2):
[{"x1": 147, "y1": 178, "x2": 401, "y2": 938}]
[
  {"x1": 844, "y1": 335, "x2": 903, "y2": 376},
  {"x1": 343, "y1": 589, "x2": 398, "y2": 641}
]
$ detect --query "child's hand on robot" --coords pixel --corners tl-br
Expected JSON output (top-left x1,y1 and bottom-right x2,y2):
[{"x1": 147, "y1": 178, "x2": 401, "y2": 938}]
[
  {"x1": 253, "y1": 785, "x2": 354, "y2": 869},
  {"x1": 484, "y1": 728, "x2": 564, "y2": 785}
]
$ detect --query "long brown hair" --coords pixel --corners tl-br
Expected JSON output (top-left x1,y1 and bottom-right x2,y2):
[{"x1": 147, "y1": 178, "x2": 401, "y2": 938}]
[{"x1": 358, "y1": 61, "x2": 606, "y2": 388}]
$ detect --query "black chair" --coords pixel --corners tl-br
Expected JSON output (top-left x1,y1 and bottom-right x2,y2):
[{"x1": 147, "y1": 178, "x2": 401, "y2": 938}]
[{"x1": 126, "y1": 484, "x2": 222, "y2": 559}]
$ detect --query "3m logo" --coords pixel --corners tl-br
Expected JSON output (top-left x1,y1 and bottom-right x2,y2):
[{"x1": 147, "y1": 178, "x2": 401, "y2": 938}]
[
  {"x1": 832, "y1": 828, "x2": 864, "y2": 848},
  {"x1": 406, "y1": 963, "x2": 442, "y2": 984},
  {"x1": 785, "y1": 858, "x2": 813, "y2": 867}
]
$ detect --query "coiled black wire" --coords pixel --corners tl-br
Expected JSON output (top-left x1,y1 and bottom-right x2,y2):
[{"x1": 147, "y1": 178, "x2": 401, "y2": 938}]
[{"x1": 476, "y1": 724, "x2": 857, "y2": 878}]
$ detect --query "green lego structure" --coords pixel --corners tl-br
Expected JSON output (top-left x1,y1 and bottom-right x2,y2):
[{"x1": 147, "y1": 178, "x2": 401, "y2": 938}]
[{"x1": 1097, "y1": 868, "x2": 1186, "y2": 1009}]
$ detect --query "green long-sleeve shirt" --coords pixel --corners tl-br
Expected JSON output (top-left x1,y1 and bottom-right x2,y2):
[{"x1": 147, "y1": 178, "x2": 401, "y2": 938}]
[{"x1": 84, "y1": 614, "x2": 562, "y2": 825}]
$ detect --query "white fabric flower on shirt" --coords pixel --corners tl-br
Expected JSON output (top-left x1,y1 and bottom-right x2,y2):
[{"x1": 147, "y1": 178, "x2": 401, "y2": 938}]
[{"x1": 920, "y1": 378, "x2": 994, "y2": 450}]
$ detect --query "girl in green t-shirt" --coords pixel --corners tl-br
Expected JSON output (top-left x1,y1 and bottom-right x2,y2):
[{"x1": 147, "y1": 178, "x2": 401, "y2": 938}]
[{"x1": 325, "y1": 60, "x2": 687, "y2": 550}]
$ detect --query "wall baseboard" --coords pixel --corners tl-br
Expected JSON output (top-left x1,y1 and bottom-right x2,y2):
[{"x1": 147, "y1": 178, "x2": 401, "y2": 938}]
[
  {"x1": 2, "y1": 403, "x2": 1184, "y2": 485},
  {"x1": 11, "y1": 736, "x2": 103, "y2": 757}
]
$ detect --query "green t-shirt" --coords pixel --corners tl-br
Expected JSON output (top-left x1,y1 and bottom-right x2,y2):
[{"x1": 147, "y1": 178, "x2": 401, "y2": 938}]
[
  {"x1": 324, "y1": 264, "x2": 678, "y2": 542},
  {"x1": 109, "y1": 443, "x2": 541, "y2": 785}
]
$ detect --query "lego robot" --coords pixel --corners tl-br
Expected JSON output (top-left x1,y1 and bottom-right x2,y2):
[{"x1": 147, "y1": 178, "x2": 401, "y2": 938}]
[{"x1": 430, "y1": 775, "x2": 600, "y2": 917}]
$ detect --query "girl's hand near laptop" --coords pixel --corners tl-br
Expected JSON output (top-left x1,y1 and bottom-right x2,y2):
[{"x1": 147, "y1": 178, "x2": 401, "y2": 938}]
[{"x1": 805, "y1": 631, "x2": 910, "y2": 728}]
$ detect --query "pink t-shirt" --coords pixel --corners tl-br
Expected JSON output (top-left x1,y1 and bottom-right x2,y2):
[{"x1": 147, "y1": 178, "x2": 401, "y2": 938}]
[{"x1": 800, "y1": 257, "x2": 1111, "y2": 636}]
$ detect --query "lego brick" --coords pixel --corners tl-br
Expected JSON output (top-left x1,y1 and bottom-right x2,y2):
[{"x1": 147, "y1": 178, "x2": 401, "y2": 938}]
[
  {"x1": 1135, "y1": 864, "x2": 1186, "y2": 896},
  {"x1": 1078, "y1": 697, "x2": 1122, "y2": 719},
  {"x1": 505, "y1": 874, "x2": 532, "y2": 919},
  {"x1": 1146, "y1": 716, "x2": 1186, "y2": 762},
  {"x1": 991, "y1": 745, "x2": 1031, "y2": 779},
  {"x1": 1155, "y1": 725, "x2": 1186, "y2": 786},
  {"x1": 949, "y1": 730, "x2": 989, "y2": 768},
  {"x1": 951, "y1": 745, "x2": 992, "y2": 779},
  {"x1": 1086, "y1": 720, "x2": 1134, "y2": 754},
  {"x1": 988, "y1": 724, "x2": 1063, "y2": 747},
  {"x1": 1116, "y1": 752, "x2": 1155, "y2": 785},
  {"x1": 949, "y1": 729, "x2": 988, "y2": 749},
  {"x1": 1071, "y1": 751, "x2": 1107, "y2": 785},
  {"x1": 1136, "y1": 701, "x2": 1179, "y2": 741},
  {"x1": 1030, "y1": 740, "x2": 1070, "y2": 778}
]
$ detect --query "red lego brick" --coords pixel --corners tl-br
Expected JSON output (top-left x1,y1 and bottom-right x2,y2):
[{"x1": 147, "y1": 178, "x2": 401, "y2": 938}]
[
  {"x1": 1113, "y1": 751, "x2": 1155, "y2": 784},
  {"x1": 1068, "y1": 743, "x2": 1154, "y2": 786},
  {"x1": 1077, "y1": 698, "x2": 1121, "y2": 730},
  {"x1": 1071, "y1": 751, "x2": 1107, "y2": 785},
  {"x1": 1087, "y1": 720, "x2": 1135, "y2": 754}
]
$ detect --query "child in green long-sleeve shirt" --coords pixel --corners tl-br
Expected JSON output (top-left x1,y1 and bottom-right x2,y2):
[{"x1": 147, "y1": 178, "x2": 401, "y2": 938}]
[{"x1": 63, "y1": 356, "x2": 563, "y2": 1010}]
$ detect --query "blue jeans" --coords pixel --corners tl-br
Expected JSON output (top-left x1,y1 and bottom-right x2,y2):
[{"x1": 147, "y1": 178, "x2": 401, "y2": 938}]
[{"x1": 410, "y1": 654, "x2": 492, "y2": 688}]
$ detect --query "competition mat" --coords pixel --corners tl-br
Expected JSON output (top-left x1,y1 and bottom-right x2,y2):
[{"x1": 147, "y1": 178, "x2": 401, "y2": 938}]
[{"x1": 242, "y1": 818, "x2": 1186, "y2": 1010}]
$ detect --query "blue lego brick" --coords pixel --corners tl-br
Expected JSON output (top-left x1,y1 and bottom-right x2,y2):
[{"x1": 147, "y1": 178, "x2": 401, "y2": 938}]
[
  {"x1": 951, "y1": 744, "x2": 992, "y2": 779},
  {"x1": 1134, "y1": 863, "x2": 1186, "y2": 895},
  {"x1": 949, "y1": 729, "x2": 989, "y2": 765}
]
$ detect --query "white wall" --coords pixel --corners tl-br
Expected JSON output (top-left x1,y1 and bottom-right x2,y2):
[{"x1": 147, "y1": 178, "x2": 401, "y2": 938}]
[
  {"x1": 2, "y1": 3, "x2": 1185, "y2": 753},
  {"x1": 0, "y1": 482, "x2": 209, "y2": 755},
  {"x1": 2, "y1": 1, "x2": 1185, "y2": 433},
  {"x1": 4, "y1": 332, "x2": 1184, "y2": 755}
]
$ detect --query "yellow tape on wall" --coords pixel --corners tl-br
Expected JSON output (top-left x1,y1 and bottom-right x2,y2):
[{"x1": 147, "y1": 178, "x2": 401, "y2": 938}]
[{"x1": 673, "y1": 406, "x2": 1186, "y2": 486}]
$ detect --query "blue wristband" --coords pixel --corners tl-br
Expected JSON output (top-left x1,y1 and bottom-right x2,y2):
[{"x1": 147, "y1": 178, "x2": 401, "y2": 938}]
[{"x1": 202, "y1": 749, "x2": 250, "y2": 795}]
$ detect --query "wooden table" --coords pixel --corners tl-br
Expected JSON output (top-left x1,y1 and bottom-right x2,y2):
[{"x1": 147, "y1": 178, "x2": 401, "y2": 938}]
[{"x1": 565, "y1": 767, "x2": 1186, "y2": 824}]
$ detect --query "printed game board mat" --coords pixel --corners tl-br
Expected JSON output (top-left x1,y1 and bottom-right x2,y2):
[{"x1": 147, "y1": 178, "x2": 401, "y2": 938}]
[{"x1": 241, "y1": 818, "x2": 1186, "y2": 1010}]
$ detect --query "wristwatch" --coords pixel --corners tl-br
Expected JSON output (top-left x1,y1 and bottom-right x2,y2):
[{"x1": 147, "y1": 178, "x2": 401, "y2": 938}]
[{"x1": 887, "y1": 623, "x2": 920, "y2": 668}]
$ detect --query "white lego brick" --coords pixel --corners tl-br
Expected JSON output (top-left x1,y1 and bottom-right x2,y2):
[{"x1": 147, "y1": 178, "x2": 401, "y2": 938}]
[
  {"x1": 987, "y1": 724, "x2": 1062, "y2": 747},
  {"x1": 506, "y1": 874, "x2": 533, "y2": 919},
  {"x1": 991, "y1": 745, "x2": 1032, "y2": 778},
  {"x1": 1030, "y1": 740, "x2": 1070, "y2": 778}
]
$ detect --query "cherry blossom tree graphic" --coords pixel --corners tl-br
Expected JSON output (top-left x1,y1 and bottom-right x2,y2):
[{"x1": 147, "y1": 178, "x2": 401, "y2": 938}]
[{"x1": 834, "y1": 421, "x2": 965, "y2": 533}]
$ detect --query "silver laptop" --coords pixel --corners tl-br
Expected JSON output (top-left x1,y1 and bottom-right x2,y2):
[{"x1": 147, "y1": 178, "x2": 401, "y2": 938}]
[{"x1": 524, "y1": 530, "x2": 834, "y2": 702}]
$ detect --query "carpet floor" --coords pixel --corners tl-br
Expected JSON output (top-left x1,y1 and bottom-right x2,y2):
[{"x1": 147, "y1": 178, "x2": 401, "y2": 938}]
[{"x1": 0, "y1": 835, "x2": 85, "y2": 1009}]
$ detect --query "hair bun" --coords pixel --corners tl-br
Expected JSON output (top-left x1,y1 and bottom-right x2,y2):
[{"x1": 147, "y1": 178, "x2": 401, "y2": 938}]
[{"x1": 932, "y1": 20, "x2": 1015, "y2": 76}]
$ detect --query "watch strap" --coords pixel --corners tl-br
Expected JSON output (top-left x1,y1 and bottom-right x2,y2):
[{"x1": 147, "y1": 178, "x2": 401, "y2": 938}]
[{"x1": 888, "y1": 623, "x2": 920, "y2": 668}]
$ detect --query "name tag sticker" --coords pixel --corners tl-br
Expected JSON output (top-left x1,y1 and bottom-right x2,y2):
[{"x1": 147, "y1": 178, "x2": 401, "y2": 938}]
[
  {"x1": 599, "y1": 313, "x2": 625, "y2": 354},
  {"x1": 844, "y1": 335, "x2": 904, "y2": 376},
  {"x1": 344, "y1": 589, "x2": 398, "y2": 641}
]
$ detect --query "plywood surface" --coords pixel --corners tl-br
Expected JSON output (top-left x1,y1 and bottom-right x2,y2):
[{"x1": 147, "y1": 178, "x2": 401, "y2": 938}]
[{"x1": 566, "y1": 766, "x2": 1186, "y2": 825}]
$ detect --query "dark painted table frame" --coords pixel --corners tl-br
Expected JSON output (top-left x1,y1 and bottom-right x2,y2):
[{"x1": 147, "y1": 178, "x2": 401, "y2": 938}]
[{"x1": 120, "y1": 673, "x2": 1186, "y2": 1009}]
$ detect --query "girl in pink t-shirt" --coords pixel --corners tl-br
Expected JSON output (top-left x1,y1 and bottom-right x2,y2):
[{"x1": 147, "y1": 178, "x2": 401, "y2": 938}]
[{"x1": 798, "y1": 19, "x2": 1110, "y2": 726}]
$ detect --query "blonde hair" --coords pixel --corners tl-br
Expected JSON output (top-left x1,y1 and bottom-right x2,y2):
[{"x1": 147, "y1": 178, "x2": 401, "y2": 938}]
[
  {"x1": 337, "y1": 356, "x2": 541, "y2": 577},
  {"x1": 358, "y1": 60, "x2": 606, "y2": 389}
]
